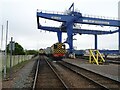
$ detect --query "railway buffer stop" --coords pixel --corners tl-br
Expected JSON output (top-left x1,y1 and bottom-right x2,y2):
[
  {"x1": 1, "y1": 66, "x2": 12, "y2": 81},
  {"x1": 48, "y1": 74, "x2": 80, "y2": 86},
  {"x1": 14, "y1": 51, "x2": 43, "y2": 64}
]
[{"x1": 36, "y1": 3, "x2": 120, "y2": 63}]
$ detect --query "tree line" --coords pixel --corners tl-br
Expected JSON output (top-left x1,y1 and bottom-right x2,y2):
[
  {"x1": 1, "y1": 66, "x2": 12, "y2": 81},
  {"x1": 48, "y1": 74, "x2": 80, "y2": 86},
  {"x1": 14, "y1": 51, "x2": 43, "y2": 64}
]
[{"x1": 7, "y1": 42, "x2": 38, "y2": 55}]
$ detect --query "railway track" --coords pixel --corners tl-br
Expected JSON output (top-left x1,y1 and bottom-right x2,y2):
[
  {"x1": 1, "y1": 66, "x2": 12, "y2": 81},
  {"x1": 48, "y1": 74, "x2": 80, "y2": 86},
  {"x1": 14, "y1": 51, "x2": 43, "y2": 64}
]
[
  {"x1": 58, "y1": 61, "x2": 120, "y2": 90},
  {"x1": 52, "y1": 61, "x2": 104, "y2": 88},
  {"x1": 79, "y1": 56, "x2": 120, "y2": 65},
  {"x1": 32, "y1": 56, "x2": 68, "y2": 89},
  {"x1": 106, "y1": 60, "x2": 120, "y2": 65}
]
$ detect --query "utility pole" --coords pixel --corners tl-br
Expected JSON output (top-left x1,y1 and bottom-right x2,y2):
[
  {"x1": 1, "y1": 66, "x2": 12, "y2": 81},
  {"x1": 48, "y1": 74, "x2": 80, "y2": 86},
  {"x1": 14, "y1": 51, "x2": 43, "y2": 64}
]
[
  {"x1": 1, "y1": 25, "x2": 3, "y2": 81},
  {"x1": 4, "y1": 21, "x2": 8, "y2": 79},
  {"x1": 1, "y1": 25, "x2": 3, "y2": 51}
]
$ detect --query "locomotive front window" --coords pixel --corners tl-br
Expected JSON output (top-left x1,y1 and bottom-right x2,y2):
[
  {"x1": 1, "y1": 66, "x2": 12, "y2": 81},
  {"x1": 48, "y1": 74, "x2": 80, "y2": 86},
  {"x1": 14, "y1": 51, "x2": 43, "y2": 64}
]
[{"x1": 54, "y1": 44, "x2": 57, "y2": 49}]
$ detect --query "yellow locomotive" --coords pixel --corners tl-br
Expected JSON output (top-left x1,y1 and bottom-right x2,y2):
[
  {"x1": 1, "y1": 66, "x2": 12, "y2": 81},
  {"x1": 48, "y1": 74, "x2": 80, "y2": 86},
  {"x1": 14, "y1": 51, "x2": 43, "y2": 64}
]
[
  {"x1": 39, "y1": 48, "x2": 45, "y2": 55},
  {"x1": 45, "y1": 42, "x2": 66, "y2": 60}
]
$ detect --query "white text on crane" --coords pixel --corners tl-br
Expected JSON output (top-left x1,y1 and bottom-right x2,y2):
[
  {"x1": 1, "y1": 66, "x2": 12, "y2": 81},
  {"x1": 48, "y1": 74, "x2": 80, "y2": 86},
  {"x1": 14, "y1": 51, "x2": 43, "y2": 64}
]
[
  {"x1": 51, "y1": 16, "x2": 61, "y2": 20},
  {"x1": 83, "y1": 20, "x2": 110, "y2": 25}
]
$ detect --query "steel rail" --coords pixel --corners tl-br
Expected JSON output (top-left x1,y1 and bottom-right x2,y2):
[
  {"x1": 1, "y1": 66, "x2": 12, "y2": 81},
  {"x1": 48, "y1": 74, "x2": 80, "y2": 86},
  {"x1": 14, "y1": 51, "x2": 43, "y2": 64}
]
[
  {"x1": 63, "y1": 60, "x2": 120, "y2": 83},
  {"x1": 65, "y1": 61, "x2": 120, "y2": 85},
  {"x1": 58, "y1": 61, "x2": 108, "y2": 89},
  {"x1": 59, "y1": 61, "x2": 119, "y2": 89},
  {"x1": 45, "y1": 59, "x2": 69, "y2": 89},
  {"x1": 32, "y1": 59, "x2": 40, "y2": 90},
  {"x1": 107, "y1": 60, "x2": 120, "y2": 64}
]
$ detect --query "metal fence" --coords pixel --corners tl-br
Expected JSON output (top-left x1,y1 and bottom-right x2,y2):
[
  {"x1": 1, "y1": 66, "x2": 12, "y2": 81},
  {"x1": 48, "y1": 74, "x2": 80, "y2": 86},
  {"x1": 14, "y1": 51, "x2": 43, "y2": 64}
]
[
  {"x1": 0, "y1": 52, "x2": 33, "y2": 71},
  {"x1": 5, "y1": 55, "x2": 33, "y2": 68}
]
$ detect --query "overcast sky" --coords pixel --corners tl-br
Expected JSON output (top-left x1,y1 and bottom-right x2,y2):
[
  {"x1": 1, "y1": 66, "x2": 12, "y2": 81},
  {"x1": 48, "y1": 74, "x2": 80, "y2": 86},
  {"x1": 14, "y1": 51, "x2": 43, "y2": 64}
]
[{"x1": 0, "y1": 0, "x2": 120, "y2": 50}]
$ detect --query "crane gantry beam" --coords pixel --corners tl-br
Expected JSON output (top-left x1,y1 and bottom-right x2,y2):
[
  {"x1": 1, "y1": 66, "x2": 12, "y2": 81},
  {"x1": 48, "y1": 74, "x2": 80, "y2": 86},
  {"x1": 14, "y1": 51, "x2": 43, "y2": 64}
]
[
  {"x1": 38, "y1": 25, "x2": 119, "y2": 35},
  {"x1": 37, "y1": 11, "x2": 120, "y2": 27}
]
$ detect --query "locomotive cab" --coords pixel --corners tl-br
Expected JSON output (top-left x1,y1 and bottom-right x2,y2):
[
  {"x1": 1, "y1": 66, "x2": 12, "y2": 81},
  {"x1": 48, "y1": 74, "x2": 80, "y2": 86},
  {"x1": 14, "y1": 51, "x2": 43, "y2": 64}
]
[
  {"x1": 51, "y1": 43, "x2": 66, "y2": 60},
  {"x1": 39, "y1": 48, "x2": 45, "y2": 55}
]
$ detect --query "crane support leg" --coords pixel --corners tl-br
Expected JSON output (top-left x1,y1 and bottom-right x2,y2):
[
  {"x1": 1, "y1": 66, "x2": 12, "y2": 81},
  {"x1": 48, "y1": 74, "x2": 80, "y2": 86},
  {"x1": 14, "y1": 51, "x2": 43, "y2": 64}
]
[
  {"x1": 95, "y1": 34, "x2": 97, "y2": 49},
  {"x1": 57, "y1": 31, "x2": 62, "y2": 43},
  {"x1": 67, "y1": 23, "x2": 73, "y2": 53},
  {"x1": 37, "y1": 16, "x2": 40, "y2": 28}
]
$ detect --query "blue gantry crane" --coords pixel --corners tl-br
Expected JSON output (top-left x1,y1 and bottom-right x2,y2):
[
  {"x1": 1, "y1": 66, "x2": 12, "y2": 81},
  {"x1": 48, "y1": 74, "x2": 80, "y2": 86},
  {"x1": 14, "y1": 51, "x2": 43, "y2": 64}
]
[{"x1": 37, "y1": 3, "x2": 120, "y2": 55}]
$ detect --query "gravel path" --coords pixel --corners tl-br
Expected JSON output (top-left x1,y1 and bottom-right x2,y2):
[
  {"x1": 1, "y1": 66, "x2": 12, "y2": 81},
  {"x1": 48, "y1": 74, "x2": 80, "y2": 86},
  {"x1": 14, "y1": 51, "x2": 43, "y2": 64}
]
[
  {"x1": 3, "y1": 56, "x2": 38, "y2": 89},
  {"x1": 13, "y1": 59, "x2": 36, "y2": 88}
]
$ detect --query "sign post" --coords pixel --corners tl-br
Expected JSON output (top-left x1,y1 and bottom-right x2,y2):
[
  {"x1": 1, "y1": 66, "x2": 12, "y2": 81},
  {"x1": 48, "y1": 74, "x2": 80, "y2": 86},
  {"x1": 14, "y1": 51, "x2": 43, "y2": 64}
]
[{"x1": 9, "y1": 37, "x2": 15, "y2": 79}]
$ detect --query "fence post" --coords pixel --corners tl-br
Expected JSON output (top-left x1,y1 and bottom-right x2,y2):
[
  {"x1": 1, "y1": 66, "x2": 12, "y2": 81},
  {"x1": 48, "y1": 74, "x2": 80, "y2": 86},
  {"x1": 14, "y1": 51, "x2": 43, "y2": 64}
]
[
  {"x1": 24, "y1": 55, "x2": 25, "y2": 61},
  {"x1": 18, "y1": 55, "x2": 19, "y2": 64}
]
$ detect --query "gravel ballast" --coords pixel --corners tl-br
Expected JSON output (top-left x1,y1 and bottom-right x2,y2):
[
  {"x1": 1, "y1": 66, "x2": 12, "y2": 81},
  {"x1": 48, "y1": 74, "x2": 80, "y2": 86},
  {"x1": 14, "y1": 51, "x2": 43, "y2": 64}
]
[{"x1": 2, "y1": 56, "x2": 39, "y2": 89}]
